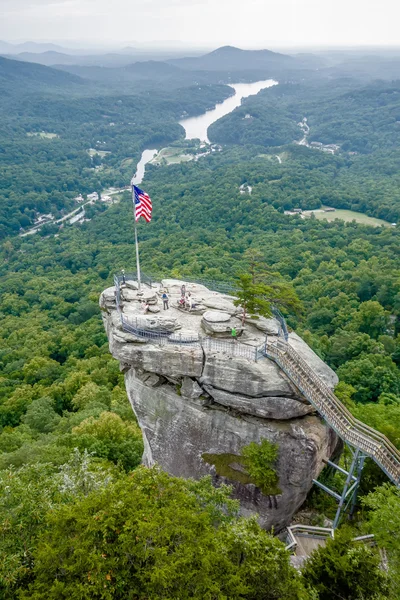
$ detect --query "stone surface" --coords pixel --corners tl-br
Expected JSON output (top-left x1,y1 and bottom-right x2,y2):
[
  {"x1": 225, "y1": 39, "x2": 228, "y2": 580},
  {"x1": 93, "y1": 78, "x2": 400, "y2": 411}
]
[
  {"x1": 203, "y1": 296, "x2": 239, "y2": 314},
  {"x1": 99, "y1": 286, "x2": 117, "y2": 310},
  {"x1": 121, "y1": 314, "x2": 180, "y2": 332},
  {"x1": 289, "y1": 333, "x2": 339, "y2": 388},
  {"x1": 161, "y1": 279, "x2": 209, "y2": 294},
  {"x1": 203, "y1": 386, "x2": 315, "y2": 419},
  {"x1": 100, "y1": 279, "x2": 340, "y2": 531},
  {"x1": 148, "y1": 305, "x2": 161, "y2": 313},
  {"x1": 247, "y1": 316, "x2": 280, "y2": 335},
  {"x1": 203, "y1": 310, "x2": 231, "y2": 323},
  {"x1": 201, "y1": 316, "x2": 242, "y2": 336},
  {"x1": 125, "y1": 369, "x2": 338, "y2": 531},
  {"x1": 181, "y1": 377, "x2": 204, "y2": 399},
  {"x1": 121, "y1": 288, "x2": 158, "y2": 304},
  {"x1": 200, "y1": 350, "x2": 296, "y2": 397},
  {"x1": 109, "y1": 339, "x2": 204, "y2": 379}
]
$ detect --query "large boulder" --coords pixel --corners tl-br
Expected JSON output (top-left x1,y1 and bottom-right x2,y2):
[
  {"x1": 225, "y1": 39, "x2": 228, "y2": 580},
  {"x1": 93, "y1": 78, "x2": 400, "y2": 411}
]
[
  {"x1": 100, "y1": 279, "x2": 340, "y2": 531},
  {"x1": 203, "y1": 296, "x2": 239, "y2": 314},
  {"x1": 107, "y1": 338, "x2": 204, "y2": 379},
  {"x1": 99, "y1": 286, "x2": 117, "y2": 311},
  {"x1": 247, "y1": 315, "x2": 280, "y2": 335},
  {"x1": 203, "y1": 385, "x2": 315, "y2": 419},
  {"x1": 200, "y1": 349, "x2": 296, "y2": 397},
  {"x1": 289, "y1": 332, "x2": 338, "y2": 388},
  {"x1": 125, "y1": 368, "x2": 338, "y2": 531},
  {"x1": 121, "y1": 314, "x2": 180, "y2": 332},
  {"x1": 203, "y1": 310, "x2": 231, "y2": 323},
  {"x1": 161, "y1": 279, "x2": 209, "y2": 294}
]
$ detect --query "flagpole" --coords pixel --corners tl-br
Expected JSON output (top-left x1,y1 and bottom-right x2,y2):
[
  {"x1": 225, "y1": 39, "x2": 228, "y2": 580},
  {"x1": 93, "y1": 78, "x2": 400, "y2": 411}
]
[{"x1": 132, "y1": 185, "x2": 141, "y2": 292}]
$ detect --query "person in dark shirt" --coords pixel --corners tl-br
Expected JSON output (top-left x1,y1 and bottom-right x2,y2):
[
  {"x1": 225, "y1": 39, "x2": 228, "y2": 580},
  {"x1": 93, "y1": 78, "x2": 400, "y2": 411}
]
[{"x1": 162, "y1": 292, "x2": 169, "y2": 310}]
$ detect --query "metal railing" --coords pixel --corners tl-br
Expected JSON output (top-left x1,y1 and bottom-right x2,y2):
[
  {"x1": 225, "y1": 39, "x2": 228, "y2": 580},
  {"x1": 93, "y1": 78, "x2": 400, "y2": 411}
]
[
  {"x1": 286, "y1": 525, "x2": 334, "y2": 552},
  {"x1": 112, "y1": 272, "x2": 400, "y2": 488},
  {"x1": 263, "y1": 339, "x2": 400, "y2": 487},
  {"x1": 202, "y1": 337, "x2": 259, "y2": 361}
]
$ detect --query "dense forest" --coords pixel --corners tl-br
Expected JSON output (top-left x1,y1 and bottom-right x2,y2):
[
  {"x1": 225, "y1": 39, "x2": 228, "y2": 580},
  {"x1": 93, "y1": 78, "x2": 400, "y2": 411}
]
[
  {"x1": 0, "y1": 56, "x2": 233, "y2": 237},
  {"x1": 1, "y1": 49, "x2": 400, "y2": 598}
]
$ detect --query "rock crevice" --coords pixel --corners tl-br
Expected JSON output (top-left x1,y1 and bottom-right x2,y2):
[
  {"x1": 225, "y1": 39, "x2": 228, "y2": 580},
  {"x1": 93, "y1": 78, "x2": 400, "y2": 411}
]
[{"x1": 100, "y1": 279, "x2": 339, "y2": 530}]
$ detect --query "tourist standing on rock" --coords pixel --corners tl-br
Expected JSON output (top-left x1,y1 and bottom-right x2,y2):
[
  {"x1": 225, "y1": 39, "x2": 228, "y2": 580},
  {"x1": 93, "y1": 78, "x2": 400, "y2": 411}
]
[
  {"x1": 186, "y1": 292, "x2": 193, "y2": 312},
  {"x1": 231, "y1": 327, "x2": 237, "y2": 342},
  {"x1": 121, "y1": 269, "x2": 126, "y2": 286},
  {"x1": 181, "y1": 284, "x2": 186, "y2": 298},
  {"x1": 162, "y1": 292, "x2": 169, "y2": 310}
]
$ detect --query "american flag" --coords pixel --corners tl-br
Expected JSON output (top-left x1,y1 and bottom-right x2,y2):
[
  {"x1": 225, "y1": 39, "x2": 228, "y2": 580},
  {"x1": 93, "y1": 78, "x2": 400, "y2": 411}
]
[{"x1": 132, "y1": 184, "x2": 152, "y2": 223}]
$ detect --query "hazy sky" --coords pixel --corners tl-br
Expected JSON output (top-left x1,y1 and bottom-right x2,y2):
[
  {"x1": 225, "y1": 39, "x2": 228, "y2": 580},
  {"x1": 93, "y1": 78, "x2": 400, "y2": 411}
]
[{"x1": 2, "y1": 0, "x2": 400, "y2": 49}]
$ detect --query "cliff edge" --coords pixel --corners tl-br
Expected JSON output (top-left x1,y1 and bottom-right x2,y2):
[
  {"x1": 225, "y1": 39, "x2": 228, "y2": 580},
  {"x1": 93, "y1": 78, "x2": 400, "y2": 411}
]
[{"x1": 100, "y1": 278, "x2": 339, "y2": 530}]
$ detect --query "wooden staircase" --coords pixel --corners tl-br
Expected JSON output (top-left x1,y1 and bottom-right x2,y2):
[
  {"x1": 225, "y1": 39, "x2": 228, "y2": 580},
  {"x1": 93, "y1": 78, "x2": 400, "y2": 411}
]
[{"x1": 263, "y1": 339, "x2": 400, "y2": 487}]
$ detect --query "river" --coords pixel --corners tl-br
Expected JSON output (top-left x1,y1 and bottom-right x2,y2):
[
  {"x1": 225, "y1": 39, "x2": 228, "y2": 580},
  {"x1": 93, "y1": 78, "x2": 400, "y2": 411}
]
[
  {"x1": 132, "y1": 79, "x2": 278, "y2": 185},
  {"x1": 179, "y1": 79, "x2": 278, "y2": 143},
  {"x1": 131, "y1": 149, "x2": 158, "y2": 186}
]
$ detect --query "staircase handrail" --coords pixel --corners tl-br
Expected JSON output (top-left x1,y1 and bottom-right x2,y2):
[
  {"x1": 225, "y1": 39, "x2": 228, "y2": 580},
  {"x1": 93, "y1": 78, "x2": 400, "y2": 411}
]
[
  {"x1": 278, "y1": 342, "x2": 400, "y2": 454},
  {"x1": 113, "y1": 272, "x2": 400, "y2": 485},
  {"x1": 264, "y1": 339, "x2": 400, "y2": 486}
]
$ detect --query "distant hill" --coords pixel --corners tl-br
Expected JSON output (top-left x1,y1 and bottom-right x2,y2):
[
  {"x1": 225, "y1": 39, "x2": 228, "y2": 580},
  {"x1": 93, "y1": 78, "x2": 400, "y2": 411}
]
[
  {"x1": 124, "y1": 60, "x2": 182, "y2": 77},
  {"x1": 0, "y1": 56, "x2": 84, "y2": 94},
  {"x1": 324, "y1": 55, "x2": 400, "y2": 81},
  {"x1": 10, "y1": 51, "x2": 80, "y2": 66},
  {"x1": 168, "y1": 45, "x2": 294, "y2": 71},
  {"x1": 0, "y1": 40, "x2": 85, "y2": 55},
  {"x1": 5, "y1": 50, "x2": 200, "y2": 69},
  {"x1": 55, "y1": 60, "x2": 205, "y2": 90}
]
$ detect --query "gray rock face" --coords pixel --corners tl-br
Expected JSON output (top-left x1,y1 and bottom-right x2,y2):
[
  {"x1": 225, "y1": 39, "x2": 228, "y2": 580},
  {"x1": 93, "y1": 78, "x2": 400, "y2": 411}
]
[
  {"x1": 125, "y1": 369, "x2": 338, "y2": 531},
  {"x1": 203, "y1": 310, "x2": 231, "y2": 323},
  {"x1": 203, "y1": 386, "x2": 315, "y2": 419},
  {"x1": 181, "y1": 377, "x2": 204, "y2": 399},
  {"x1": 200, "y1": 350, "x2": 295, "y2": 397},
  {"x1": 247, "y1": 316, "x2": 280, "y2": 335},
  {"x1": 100, "y1": 286, "x2": 117, "y2": 311},
  {"x1": 203, "y1": 297, "x2": 238, "y2": 314},
  {"x1": 289, "y1": 333, "x2": 338, "y2": 388},
  {"x1": 100, "y1": 280, "x2": 340, "y2": 531},
  {"x1": 120, "y1": 314, "x2": 180, "y2": 332}
]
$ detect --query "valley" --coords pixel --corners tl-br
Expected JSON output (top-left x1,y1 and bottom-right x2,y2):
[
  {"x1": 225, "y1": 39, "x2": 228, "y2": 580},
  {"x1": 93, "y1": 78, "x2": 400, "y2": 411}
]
[{"x1": 1, "y1": 38, "x2": 400, "y2": 599}]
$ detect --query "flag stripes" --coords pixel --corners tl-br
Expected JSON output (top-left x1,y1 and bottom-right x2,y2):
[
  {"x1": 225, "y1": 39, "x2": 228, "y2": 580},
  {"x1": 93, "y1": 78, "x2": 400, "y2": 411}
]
[{"x1": 132, "y1": 185, "x2": 152, "y2": 222}]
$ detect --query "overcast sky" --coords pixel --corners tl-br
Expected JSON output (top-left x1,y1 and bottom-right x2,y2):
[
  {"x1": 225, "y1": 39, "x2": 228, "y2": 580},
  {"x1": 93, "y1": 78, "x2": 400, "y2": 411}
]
[{"x1": 2, "y1": 0, "x2": 400, "y2": 49}]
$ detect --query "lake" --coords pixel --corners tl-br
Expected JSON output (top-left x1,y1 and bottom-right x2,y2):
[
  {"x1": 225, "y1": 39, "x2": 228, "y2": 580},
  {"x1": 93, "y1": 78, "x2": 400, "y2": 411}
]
[
  {"x1": 179, "y1": 79, "x2": 278, "y2": 143},
  {"x1": 131, "y1": 79, "x2": 278, "y2": 183},
  {"x1": 131, "y1": 149, "x2": 158, "y2": 186}
]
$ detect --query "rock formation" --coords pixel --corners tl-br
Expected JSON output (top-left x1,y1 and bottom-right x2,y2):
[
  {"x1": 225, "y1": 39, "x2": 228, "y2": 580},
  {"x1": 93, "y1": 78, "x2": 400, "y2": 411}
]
[{"x1": 100, "y1": 278, "x2": 339, "y2": 530}]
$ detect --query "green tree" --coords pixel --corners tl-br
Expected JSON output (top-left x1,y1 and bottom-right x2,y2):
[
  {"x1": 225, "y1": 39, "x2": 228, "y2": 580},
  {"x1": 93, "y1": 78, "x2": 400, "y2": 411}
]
[
  {"x1": 0, "y1": 452, "x2": 114, "y2": 597},
  {"x1": 301, "y1": 528, "x2": 389, "y2": 600},
  {"x1": 338, "y1": 354, "x2": 400, "y2": 402},
  {"x1": 241, "y1": 439, "x2": 280, "y2": 495},
  {"x1": 355, "y1": 301, "x2": 390, "y2": 339},
  {"x1": 21, "y1": 396, "x2": 61, "y2": 433},
  {"x1": 21, "y1": 466, "x2": 306, "y2": 600},
  {"x1": 234, "y1": 273, "x2": 302, "y2": 322},
  {"x1": 70, "y1": 411, "x2": 143, "y2": 471},
  {"x1": 363, "y1": 484, "x2": 400, "y2": 597}
]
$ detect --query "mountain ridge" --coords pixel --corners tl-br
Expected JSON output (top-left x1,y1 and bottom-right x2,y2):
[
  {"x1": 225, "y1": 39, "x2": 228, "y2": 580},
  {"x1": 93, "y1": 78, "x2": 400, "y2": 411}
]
[{"x1": 168, "y1": 45, "x2": 294, "y2": 71}]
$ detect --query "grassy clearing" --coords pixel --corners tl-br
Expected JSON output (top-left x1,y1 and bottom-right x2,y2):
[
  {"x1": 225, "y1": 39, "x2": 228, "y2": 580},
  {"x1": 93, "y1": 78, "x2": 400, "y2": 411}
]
[
  {"x1": 258, "y1": 152, "x2": 288, "y2": 163},
  {"x1": 151, "y1": 147, "x2": 193, "y2": 166},
  {"x1": 88, "y1": 148, "x2": 111, "y2": 158},
  {"x1": 120, "y1": 158, "x2": 134, "y2": 168},
  {"x1": 27, "y1": 132, "x2": 59, "y2": 139},
  {"x1": 304, "y1": 207, "x2": 392, "y2": 227}
]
